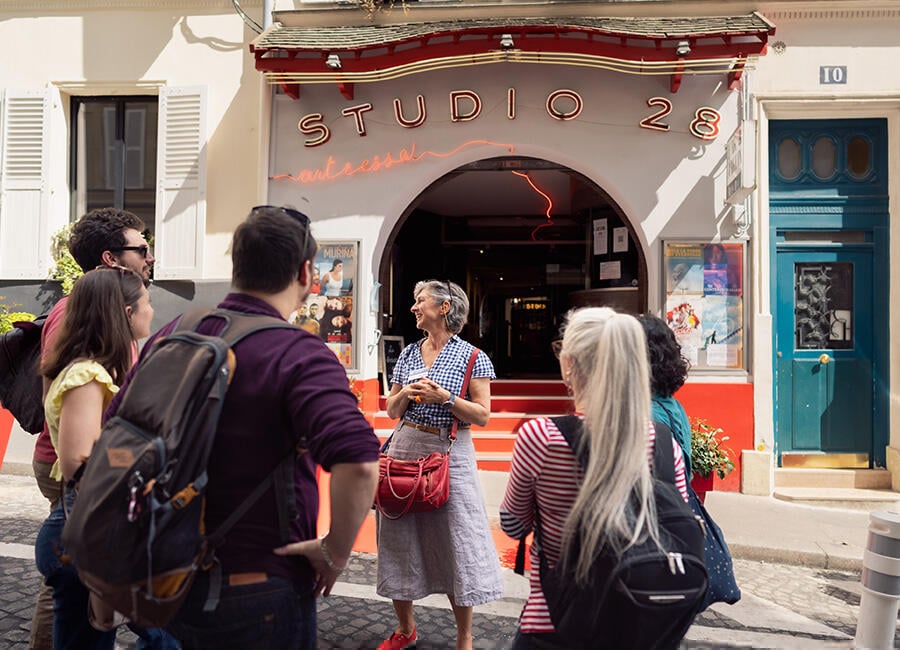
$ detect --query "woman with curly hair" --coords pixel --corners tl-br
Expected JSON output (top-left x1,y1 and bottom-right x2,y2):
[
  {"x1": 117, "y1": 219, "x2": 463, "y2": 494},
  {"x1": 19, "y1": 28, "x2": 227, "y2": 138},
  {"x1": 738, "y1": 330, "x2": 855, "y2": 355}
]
[{"x1": 638, "y1": 314, "x2": 693, "y2": 478}]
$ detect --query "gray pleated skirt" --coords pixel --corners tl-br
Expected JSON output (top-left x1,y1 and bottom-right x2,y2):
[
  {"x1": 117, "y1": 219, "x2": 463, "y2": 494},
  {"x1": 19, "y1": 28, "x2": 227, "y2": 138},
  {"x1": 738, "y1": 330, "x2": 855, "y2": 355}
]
[{"x1": 376, "y1": 422, "x2": 504, "y2": 607}]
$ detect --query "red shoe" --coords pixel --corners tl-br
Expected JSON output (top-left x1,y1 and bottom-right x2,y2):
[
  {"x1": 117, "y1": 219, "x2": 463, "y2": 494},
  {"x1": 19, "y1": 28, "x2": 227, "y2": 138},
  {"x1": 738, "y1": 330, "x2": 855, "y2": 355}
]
[{"x1": 377, "y1": 627, "x2": 417, "y2": 650}]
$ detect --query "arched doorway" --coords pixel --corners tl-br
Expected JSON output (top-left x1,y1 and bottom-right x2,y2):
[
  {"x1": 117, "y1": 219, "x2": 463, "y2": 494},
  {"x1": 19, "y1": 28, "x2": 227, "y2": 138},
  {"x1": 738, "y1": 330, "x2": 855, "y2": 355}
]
[{"x1": 379, "y1": 156, "x2": 647, "y2": 379}]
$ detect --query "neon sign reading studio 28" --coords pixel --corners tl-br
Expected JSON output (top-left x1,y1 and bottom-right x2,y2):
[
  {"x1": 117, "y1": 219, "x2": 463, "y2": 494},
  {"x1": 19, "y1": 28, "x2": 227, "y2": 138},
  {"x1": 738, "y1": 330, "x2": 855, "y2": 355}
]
[{"x1": 296, "y1": 89, "x2": 723, "y2": 148}]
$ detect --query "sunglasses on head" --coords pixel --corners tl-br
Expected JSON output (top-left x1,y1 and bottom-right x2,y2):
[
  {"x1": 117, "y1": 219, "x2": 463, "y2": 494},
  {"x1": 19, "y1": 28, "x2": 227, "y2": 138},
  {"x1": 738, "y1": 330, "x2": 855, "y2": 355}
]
[
  {"x1": 95, "y1": 264, "x2": 151, "y2": 288},
  {"x1": 108, "y1": 245, "x2": 150, "y2": 259},
  {"x1": 252, "y1": 205, "x2": 312, "y2": 254}
]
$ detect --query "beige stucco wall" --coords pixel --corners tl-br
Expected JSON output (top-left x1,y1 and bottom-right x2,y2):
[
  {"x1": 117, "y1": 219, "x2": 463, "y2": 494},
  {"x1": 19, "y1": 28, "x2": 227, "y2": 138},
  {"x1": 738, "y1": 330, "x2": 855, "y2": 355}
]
[
  {"x1": 748, "y1": 5, "x2": 900, "y2": 487},
  {"x1": 0, "y1": 1, "x2": 267, "y2": 279}
]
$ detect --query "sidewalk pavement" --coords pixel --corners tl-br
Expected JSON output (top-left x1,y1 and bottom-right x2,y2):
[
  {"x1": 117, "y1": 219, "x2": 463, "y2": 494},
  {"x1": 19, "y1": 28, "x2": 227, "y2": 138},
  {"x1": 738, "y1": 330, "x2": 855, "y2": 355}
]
[
  {"x1": 0, "y1": 471, "x2": 892, "y2": 648},
  {"x1": 703, "y1": 490, "x2": 871, "y2": 571}
]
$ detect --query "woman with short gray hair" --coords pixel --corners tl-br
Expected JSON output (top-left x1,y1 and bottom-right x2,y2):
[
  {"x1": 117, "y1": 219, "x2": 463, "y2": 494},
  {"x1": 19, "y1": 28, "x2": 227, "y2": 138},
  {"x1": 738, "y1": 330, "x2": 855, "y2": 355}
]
[{"x1": 376, "y1": 279, "x2": 503, "y2": 650}]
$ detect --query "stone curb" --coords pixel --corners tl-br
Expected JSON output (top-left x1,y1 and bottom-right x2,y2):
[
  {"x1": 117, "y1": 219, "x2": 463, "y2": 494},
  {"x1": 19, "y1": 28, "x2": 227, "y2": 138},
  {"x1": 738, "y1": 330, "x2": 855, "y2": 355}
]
[{"x1": 730, "y1": 543, "x2": 862, "y2": 572}]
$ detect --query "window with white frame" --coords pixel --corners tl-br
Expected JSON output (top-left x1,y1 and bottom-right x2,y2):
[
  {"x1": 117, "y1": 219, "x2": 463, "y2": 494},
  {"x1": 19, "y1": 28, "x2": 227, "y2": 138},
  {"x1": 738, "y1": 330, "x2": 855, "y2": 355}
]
[{"x1": 0, "y1": 87, "x2": 206, "y2": 280}]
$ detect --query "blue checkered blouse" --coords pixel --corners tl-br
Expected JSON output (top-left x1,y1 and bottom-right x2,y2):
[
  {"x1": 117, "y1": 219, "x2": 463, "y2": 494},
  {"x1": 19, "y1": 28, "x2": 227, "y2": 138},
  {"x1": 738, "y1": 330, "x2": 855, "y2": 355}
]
[{"x1": 390, "y1": 335, "x2": 495, "y2": 428}]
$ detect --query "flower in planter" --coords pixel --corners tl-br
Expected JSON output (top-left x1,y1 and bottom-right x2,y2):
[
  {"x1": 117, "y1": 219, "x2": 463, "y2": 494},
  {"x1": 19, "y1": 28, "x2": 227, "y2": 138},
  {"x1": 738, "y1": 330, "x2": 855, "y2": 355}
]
[
  {"x1": 690, "y1": 417, "x2": 735, "y2": 480},
  {"x1": 0, "y1": 297, "x2": 36, "y2": 334}
]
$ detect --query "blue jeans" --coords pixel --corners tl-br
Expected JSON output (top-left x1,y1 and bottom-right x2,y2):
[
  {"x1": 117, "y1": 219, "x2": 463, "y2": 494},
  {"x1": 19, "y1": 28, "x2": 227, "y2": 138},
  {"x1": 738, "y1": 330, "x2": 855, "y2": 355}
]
[
  {"x1": 131, "y1": 624, "x2": 181, "y2": 649},
  {"x1": 35, "y1": 500, "x2": 116, "y2": 650},
  {"x1": 166, "y1": 571, "x2": 316, "y2": 650}
]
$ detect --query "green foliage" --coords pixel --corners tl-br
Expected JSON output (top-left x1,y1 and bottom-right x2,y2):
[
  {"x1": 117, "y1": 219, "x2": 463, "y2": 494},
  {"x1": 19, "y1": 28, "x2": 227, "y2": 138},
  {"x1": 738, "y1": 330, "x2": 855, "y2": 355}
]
[
  {"x1": 690, "y1": 417, "x2": 735, "y2": 480},
  {"x1": 50, "y1": 225, "x2": 83, "y2": 296},
  {"x1": 0, "y1": 297, "x2": 36, "y2": 334},
  {"x1": 355, "y1": 0, "x2": 408, "y2": 16}
]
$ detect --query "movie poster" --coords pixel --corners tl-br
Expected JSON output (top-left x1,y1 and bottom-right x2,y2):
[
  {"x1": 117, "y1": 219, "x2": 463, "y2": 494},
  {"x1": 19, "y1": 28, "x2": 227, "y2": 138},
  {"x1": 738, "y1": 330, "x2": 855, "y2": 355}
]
[
  {"x1": 289, "y1": 240, "x2": 358, "y2": 370},
  {"x1": 663, "y1": 241, "x2": 745, "y2": 370}
]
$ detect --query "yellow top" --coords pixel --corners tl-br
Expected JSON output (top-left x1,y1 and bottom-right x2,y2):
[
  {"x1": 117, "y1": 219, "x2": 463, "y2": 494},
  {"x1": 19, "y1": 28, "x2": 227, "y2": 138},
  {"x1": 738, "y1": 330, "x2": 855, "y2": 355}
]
[{"x1": 44, "y1": 360, "x2": 119, "y2": 481}]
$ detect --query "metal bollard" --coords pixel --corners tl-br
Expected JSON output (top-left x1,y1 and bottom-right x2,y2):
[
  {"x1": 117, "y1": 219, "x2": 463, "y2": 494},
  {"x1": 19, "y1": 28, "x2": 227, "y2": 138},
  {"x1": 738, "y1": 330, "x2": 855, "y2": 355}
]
[{"x1": 855, "y1": 511, "x2": 900, "y2": 649}]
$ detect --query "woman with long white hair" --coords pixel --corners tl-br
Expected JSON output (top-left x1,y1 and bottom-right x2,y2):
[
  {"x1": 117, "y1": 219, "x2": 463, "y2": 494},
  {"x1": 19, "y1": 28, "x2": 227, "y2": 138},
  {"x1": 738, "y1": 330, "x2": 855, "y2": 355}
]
[{"x1": 500, "y1": 307, "x2": 688, "y2": 648}]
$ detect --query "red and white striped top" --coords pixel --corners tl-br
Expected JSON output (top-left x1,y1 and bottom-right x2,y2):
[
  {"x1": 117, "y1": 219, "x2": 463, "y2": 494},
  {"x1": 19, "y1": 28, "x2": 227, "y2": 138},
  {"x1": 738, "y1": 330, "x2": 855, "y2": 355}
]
[{"x1": 499, "y1": 416, "x2": 689, "y2": 633}]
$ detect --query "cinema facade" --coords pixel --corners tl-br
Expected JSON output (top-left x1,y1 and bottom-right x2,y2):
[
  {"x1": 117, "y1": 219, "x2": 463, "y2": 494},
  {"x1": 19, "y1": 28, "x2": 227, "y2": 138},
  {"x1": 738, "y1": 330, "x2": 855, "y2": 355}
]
[{"x1": 1, "y1": 0, "x2": 899, "y2": 494}]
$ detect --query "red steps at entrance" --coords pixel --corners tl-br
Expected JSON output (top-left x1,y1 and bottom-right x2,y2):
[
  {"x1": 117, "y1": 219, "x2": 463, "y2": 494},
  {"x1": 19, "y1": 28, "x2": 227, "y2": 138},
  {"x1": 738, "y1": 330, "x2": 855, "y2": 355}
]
[{"x1": 371, "y1": 379, "x2": 572, "y2": 472}]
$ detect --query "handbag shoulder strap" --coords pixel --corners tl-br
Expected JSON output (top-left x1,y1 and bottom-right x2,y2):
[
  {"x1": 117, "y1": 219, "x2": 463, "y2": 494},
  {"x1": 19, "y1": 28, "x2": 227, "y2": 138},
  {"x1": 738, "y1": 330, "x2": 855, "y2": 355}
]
[{"x1": 450, "y1": 347, "x2": 480, "y2": 441}]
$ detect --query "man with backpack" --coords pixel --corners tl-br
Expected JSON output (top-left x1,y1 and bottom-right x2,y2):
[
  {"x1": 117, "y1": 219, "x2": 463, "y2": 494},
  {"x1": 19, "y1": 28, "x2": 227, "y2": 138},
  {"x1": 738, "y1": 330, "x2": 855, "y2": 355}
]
[
  {"x1": 100, "y1": 205, "x2": 380, "y2": 649},
  {"x1": 29, "y1": 207, "x2": 155, "y2": 650}
]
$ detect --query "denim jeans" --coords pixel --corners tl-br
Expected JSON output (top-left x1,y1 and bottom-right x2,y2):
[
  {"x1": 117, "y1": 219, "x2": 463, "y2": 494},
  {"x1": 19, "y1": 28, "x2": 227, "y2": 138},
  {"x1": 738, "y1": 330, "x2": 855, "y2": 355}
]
[
  {"x1": 34, "y1": 499, "x2": 116, "y2": 650},
  {"x1": 130, "y1": 624, "x2": 181, "y2": 650},
  {"x1": 166, "y1": 571, "x2": 316, "y2": 650}
]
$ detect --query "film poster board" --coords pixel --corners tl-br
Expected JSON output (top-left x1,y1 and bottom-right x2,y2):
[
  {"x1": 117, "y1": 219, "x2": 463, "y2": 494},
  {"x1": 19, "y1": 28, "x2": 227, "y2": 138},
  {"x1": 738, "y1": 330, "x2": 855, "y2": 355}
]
[
  {"x1": 290, "y1": 240, "x2": 359, "y2": 370},
  {"x1": 663, "y1": 241, "x2": 744, "y2": 370}
]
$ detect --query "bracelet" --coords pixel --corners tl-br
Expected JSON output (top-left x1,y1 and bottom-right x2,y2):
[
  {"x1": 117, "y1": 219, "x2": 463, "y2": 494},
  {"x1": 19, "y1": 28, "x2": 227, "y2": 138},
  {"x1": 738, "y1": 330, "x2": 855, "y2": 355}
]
[{"x1": 319, "y1": 535, "x2": 345, "y2": 573}]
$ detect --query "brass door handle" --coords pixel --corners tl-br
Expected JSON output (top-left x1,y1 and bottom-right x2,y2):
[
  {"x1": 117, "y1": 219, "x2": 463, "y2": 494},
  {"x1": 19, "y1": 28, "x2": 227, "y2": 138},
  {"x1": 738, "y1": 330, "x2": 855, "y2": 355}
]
[{"x1": 819, "y1": 354, "x2": 831, "y2": 364}]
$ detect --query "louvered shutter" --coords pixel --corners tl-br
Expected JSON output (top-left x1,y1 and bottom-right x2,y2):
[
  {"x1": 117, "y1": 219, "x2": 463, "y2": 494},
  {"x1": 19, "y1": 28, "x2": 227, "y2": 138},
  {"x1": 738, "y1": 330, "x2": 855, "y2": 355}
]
[
  {"x1": 0, "y1": 89, "x2": 51, "y2": 278},
  {"x1": 154, "y1": 86, "x2": 206, "y2": 279}
]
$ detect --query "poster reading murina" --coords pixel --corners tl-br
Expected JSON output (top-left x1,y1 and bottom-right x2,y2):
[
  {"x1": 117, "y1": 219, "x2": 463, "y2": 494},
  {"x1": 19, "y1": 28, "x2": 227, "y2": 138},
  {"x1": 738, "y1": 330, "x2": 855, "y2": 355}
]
[{"x1": 289, "y1": 241, "x2": 358, "y2": 370}]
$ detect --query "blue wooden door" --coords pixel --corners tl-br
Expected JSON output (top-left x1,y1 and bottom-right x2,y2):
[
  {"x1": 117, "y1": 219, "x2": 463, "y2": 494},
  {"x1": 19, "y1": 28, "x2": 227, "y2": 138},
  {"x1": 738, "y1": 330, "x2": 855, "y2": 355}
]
[
  {"x1": 770, "y1": 118, "x2": 888, "y2": 466},
  {"x1": 775, "y1": 247, "x2": 873, "y2": 456}
]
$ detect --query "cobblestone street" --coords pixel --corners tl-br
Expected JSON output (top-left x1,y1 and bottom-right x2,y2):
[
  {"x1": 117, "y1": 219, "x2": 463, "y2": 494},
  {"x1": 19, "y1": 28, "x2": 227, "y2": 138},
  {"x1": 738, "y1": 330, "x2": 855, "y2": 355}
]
[{"x1": 0, "y1": 474, "x2": 890, "y2": 648}]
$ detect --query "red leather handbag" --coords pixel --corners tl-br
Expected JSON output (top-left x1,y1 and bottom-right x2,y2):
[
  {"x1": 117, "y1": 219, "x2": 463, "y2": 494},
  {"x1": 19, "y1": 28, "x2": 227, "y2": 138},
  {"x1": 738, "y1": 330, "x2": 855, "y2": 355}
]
[
  {"x1": 375, "y1": 348, "x2": 479, "y2": 520},
  {"x1": 375, "y1": 451, "x2": 450, "y2": 520}
]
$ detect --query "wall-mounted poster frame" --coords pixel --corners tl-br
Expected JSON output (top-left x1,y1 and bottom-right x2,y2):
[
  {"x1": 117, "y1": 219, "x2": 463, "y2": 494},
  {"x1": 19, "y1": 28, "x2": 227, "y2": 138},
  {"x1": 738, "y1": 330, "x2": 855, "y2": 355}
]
[
  {"x1": 662, "y1": 240, "x2": 746, "y2": 371},
  {"x1": 380, "y1": 336, "x2": 405, "y2": 394},
  {"x1": 292, "y1": 240, "x2": 360, "y2": 371}
]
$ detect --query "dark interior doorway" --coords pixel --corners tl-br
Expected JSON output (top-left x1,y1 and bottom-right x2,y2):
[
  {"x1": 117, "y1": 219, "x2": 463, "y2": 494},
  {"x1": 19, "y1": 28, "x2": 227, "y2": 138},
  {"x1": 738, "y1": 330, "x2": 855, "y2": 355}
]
[{"x1": 380, "y1": 156, "x2": 645, "y2": 379}]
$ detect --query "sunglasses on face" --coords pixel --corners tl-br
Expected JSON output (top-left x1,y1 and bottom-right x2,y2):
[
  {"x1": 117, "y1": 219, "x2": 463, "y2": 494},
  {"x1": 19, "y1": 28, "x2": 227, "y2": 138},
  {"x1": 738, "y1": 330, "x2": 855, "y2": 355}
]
[{"x1": 108, "y1": 245, "x2": 150, "y2": 259}]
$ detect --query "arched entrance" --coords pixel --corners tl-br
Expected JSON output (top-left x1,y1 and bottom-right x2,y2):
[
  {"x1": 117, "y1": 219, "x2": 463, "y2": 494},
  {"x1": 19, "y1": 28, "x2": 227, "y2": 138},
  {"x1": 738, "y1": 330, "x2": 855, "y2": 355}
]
[{"x1": 379, "y1": 156, "x2": 647, "y2": 378}]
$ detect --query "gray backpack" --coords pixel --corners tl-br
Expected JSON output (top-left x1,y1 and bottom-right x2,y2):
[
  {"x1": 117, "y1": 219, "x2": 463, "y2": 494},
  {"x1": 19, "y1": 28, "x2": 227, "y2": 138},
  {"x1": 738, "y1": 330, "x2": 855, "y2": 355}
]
[{"x1": 61, "y1": 309, "x2": 296, "y2": 627}]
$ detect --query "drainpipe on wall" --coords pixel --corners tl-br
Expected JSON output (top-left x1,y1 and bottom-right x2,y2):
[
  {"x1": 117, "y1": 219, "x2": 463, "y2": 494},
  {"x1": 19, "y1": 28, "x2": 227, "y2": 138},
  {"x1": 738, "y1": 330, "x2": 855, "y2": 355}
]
[{"x1": 257, "y1": 0, "x2": 274, "y2": 201}]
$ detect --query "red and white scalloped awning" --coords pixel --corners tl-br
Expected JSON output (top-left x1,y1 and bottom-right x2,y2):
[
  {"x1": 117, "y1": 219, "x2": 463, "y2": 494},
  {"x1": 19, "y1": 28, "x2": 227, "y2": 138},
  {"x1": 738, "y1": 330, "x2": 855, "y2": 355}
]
[{"x1": 251, "y1": 13, "x2": 775, "y2": 99}]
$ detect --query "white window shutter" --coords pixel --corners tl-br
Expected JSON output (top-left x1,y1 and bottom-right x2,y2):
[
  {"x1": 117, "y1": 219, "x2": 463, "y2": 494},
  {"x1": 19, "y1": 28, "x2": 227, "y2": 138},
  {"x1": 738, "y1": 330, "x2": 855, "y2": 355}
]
[
  {"x1": 0, "y1": 89, "x2": 51, "y2": 279},
  {"x1": 155, "y1": 86, "x2": 206, "y2": 280}
]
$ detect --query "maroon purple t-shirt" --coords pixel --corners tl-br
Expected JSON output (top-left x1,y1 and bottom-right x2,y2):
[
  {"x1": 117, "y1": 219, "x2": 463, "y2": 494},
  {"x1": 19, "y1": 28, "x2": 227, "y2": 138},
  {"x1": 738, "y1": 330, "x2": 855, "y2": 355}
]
[{"x1": 106, "y1": 293, "x2": 380, "y2": 587}]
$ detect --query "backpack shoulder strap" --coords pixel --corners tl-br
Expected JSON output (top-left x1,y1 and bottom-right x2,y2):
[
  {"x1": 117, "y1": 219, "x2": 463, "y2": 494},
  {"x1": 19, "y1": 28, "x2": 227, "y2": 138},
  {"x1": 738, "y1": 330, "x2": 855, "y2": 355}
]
[
  {"x1": 174, "y1": 308, "x2": 294, "y2": 345},
  {"x1": 651, "y1": 419, "x2": 678, "y2": 487},
  {"x1": 551, "y1": 415, "x2": 585, "y2": 467}
]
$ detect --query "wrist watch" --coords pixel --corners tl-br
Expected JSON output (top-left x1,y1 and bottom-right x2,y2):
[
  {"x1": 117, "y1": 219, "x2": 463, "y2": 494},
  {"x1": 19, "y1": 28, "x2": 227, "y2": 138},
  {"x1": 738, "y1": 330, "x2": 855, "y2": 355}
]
[{"x1": 441, "y1": 393, "x2": 456, "y2": 410}]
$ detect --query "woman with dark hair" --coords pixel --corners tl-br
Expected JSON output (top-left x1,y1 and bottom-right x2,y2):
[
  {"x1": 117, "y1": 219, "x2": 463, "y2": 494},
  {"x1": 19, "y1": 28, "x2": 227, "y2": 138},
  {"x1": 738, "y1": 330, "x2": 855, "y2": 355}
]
[
  {"x1": 321, "y1": 259, "x2": 344, "y2": 297},
  {"x1": 638, "y1": 314, "x2": 693, "y2": 477},
  {"x1": 377, "y1": 279, "x2": 502, "y2": 650},
  {"x1": 35, "y1": 267, "x2": 153, "y2": 649}
]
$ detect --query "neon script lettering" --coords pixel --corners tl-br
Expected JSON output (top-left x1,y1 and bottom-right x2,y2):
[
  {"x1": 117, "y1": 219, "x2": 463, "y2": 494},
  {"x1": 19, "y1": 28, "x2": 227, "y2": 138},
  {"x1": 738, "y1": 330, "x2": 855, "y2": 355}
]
[{"x1": 273, "y1": 140, "x2": 516, "y2": 185}]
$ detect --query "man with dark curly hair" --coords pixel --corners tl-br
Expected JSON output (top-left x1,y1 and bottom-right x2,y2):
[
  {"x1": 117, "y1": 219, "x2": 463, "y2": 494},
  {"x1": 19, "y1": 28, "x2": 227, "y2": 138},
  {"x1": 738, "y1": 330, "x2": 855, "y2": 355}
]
[
  {"x1": 30, "y1": 208, "x2": 157, "y2": 650},
  {"x1": 67, "y1": 207, "x2": 155, "y2": 282}
]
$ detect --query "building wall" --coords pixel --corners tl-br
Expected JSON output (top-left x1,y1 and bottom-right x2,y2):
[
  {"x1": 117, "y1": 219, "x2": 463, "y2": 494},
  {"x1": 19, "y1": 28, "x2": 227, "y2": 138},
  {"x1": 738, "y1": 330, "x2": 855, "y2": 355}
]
[
  {"x1": 0, "y1": 0, "x2": 266, "y2": 290},
  {"x1": 267, "y1": 64, "x2": 743, "y2": 380},
  {"x1": 748, "y1": 3, "x2": 900, "y2": 485}
]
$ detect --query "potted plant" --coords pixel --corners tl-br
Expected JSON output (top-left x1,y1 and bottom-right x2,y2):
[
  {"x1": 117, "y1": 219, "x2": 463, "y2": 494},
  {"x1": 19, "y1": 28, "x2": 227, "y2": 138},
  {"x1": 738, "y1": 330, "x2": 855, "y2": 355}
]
[{"x1": 689, "y1": 417, "x2": 735, "y2": 504}]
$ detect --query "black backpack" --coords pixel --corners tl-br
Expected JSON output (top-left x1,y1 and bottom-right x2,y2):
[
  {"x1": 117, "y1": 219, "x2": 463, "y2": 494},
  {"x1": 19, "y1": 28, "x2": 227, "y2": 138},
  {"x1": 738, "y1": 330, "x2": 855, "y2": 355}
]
[
  {"x1": 516, "y1": 415, "x2": 708, "y2": 650},
  {"x1": 0, "y1": 315, "x2": 47, "y2": 433},
  {"x1": 61, "y1": 309, "x2": 297, "y2": 628}
]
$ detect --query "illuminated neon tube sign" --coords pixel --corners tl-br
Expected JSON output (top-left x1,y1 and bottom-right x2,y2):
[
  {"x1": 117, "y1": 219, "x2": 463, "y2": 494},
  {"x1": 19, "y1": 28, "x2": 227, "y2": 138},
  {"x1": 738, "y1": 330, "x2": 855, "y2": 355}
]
[{"x1": 297, "y1": 88, "x2": 721, "y2": 147}]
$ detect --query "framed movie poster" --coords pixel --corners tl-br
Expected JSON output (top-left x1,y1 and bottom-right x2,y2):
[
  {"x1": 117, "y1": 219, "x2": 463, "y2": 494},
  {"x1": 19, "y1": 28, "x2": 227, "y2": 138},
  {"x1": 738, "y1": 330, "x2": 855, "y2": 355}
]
[
  {"x1": 290, "y1": 240, "x2": 359, "y2": 370},
  {"x1": 380, "y1": 336, "x2": 405, "y2": 394},
  {"x1": 662, "y1": 241, "x2": 745, "y2": 371}
]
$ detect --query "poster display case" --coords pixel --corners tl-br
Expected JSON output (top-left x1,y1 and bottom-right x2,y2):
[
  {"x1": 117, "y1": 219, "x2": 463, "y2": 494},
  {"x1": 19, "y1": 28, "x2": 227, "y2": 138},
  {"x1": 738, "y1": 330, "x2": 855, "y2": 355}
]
[
  {"x1": 663, "y1": 241, "x2": 745, "y2": 370},
  {"x1": 291, "y1": 240, "x2": 359, "y2": 370}
]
